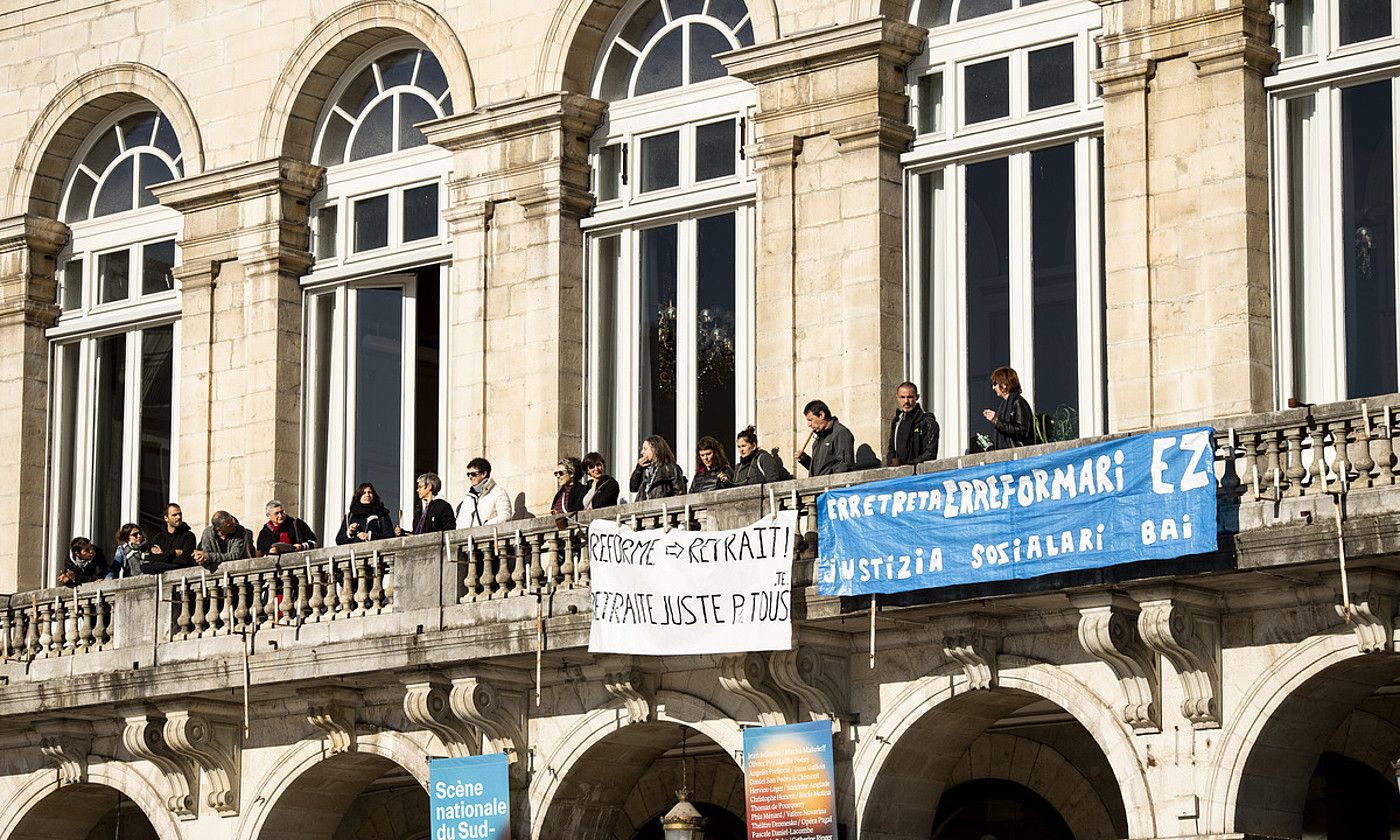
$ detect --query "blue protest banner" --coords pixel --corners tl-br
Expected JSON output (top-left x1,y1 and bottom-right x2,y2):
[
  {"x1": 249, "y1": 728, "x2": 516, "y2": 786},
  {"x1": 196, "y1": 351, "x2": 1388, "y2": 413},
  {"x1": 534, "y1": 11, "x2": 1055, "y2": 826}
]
[
  {"x1": 429, "y1": 753, "x2": 511, "y2": 840},
  {"x1": 817, "y1": 428, "x2": 1219, "y2": 596}
]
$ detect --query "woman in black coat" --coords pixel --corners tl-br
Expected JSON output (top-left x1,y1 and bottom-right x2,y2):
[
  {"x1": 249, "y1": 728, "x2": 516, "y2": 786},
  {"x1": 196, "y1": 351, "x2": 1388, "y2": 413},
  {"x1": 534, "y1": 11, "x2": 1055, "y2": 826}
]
[
  {"x1": 581, "y1": 452, "x2": 621, "y2": 509},
  {"x1": 982, "y1": 366, "x2": 1036, "y2": 450},
  {"x1": 336, "y1": 482, "x2": 395, "y2": 545},
  {"x1": 689, "y1": 436, "x2": 735, "y2": 493},
  {"x1": 629, "y1": 435, "x2": 686, "y2": 501},
  {"x1": 550, "y1": 457, "x2": 588, "y2": 515},
  {"x1": 398, "y1": 472, "x2": 456, "y2": 535}
]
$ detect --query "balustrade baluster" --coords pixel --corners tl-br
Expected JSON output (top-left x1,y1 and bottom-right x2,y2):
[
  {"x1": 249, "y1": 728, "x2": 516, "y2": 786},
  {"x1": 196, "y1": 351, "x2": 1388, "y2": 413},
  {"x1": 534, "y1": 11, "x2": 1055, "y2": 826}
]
[
  {"x1": 252, "y1": 575, "x2": 270, "y2": 629},
  {"x1": 1332, "y1": 420, "x2": 1353, "y2": 490},
  {"x1": 480, "y1": 540, "x2": 498, "y2": 600},
  {"x1": 193, "y1": 582, "x2": 210, "y2": 638},
  {"x1": 51, "y1": 599, "x2": 66, "y2": 655},
  {"x1": 23, "y1": 608, "x2": 37, "y2": 658},
  {"x1": 309, "y1": 566, "x2": 325, "y2": 620},
  {"x1": 1378, "y1": 417, "x2": 1398, "y2": 485},
  {"x1": 1307, "y1": 424, "x2": 1328, "y2": 494},
  {"x1": 461, "y1": 541, "x2": 479, "y2": 602},
  {"x1": 368, "y1": 553, "x2": 385, "y2": 611},
  {"x1": 1354, "y1": 414, "x2": 1377, "y2": 488},
  {"x1": 381, "y1": 557, "x2": 394, "y2": 609},
  {"x1": 37, "y1": 601, "x2": 53, "y2": 657},
  {"x1": 234, "y1": 580, "x2": 250, "y2": 630},
  {"x1": 1218, "y1": 432, "x2": 1241, "y2": 497},
  {"x1": 510, "y1": 537, "x2": 525, "y2": 595},
  {"x1": 353, "y1": 555, "x2": 370, "y2": 615},
  {"x1": 78, "y1": 599, "x2": 95, "y2": 652},
  {"x1": 96, "y1": 594, "x2": 111, "y2": 647},
  {"x1": 576, "y1": 532, "x2": 590, "y2": 587},
  {"x1": 529, "y1": 534, "x2": 545, "y2": 592},
  {"x1": 295, "y1": 569, "x2": 310, "y2": 622},
  {"x1": 326, "y1": 560, "x2": 342, "y2": 618},
  {"x1": 0, "y1": 611, "x2": 10, "y2": 660},
  {"x1": 557, "y1": 533, "x2": 573, "y2": 588},
  {"x1": 279, "y1": 567, "x2": 296, "y2": 625},
  {"x1": 494, "y1": 537, "x2": 512, "y2": 597},
  {"x1": 1280, "y1": 428, "x2": 1302, "y2": 495}
]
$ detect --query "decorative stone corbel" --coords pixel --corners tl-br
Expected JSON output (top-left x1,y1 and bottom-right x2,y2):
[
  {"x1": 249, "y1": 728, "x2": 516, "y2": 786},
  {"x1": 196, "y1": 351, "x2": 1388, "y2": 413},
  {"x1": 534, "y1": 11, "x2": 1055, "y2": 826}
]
[
  {"x1": 403, "y1": 677, "x2": 476, "y2": 757},
  {"x1": 1337, "y1": 588, "x2": 1397, "y2": 655},
  {"x1": 37, "y1": 721, "x2": 91, "y2": 786},
  {"x1": 122, "y1": 713, "x2": 197, "y2": 819},
  {"x1": 942, "y1": 630, "x2": 1000, "y2": 690},
  {"x1": 160, "y1": 705, "x2": 241, "y2": 816},
  {"x1": 601, "y1": 662, "x2": 657, "y2": 726},
  {"x1": 307, "y1": 705, "x2": 357, "y2": 755},
  {"x1": 1138, "y1": 598, "x2": 1222, "y2": 729},
  {"x1": 450, "y1": 677, "x2": 526, "y2": 765},
  {"x1": 769, "y1": 647, "x2": 846, "y2": 730},
  {"x1": 719, "y1": 652, "x2": 793, "y2": 727},
  {"x1": 1075, "y1": 600, "x2": 1160, "y2": 733}
]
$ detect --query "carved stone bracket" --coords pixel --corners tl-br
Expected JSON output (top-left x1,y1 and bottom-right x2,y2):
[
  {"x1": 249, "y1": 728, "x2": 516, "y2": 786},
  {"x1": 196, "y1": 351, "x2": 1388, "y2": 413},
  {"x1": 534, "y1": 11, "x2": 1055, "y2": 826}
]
[
  {"x1": 1138, "y1": 598, "x2": 1222, "y2": 729},
  {"x1": 942, "y1": 630, "x2": 1000, "y2": 691},
  {"x1": 307, "y1": 705, "x2": 357, "y2": 756},
  {"x1": 769, "y1": 647, "x2": 847, "y2": 731},
  {"x1": 159, "y1": 704, "x2": 241, "y2": 816},
  {"x1": 450, "y1": 677, "x2": 527, "y2": 766},
  {"x1": 719, "y1": 652, "x2": 793, "y2": 727},
  {"x1": 1076, "y1": 601, "x2": 1160, "y2": 733},
  {"x1": 122, "y1": 713, "x2": 197, "y2": 819},
  {"x1": 1336, "y1": 580, "x2": 1398, "y2": 655},
  {"x1": 37, "y1": 720, "x2": 91, "y2": 787},
  {"x1": 600, "y1": 659, "x2": 657, "y2": 726},
  {"x1": 403, "y1": 677, "x2": 476, "y2": 758}
]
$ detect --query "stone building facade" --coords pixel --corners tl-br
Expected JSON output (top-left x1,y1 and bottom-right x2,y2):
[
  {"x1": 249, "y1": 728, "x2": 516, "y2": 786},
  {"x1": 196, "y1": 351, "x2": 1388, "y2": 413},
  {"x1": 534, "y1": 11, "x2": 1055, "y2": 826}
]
[{"x1": 1, "y1": 0, "x2": 1399, "y2": 837}]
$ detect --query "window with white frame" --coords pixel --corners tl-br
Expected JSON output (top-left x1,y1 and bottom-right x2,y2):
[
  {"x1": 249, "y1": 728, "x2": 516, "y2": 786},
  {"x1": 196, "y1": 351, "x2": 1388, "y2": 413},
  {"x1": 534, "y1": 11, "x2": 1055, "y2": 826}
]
[
  {"x1": 49, "y1": 106, "x2": 184, "y2": 573},
  {"x1": 1271, "y1": 0, "x2": 1399, "y2": 404},
  {"x1": 585, "y1": 0, "x2": 756, "y2": 469},
  {"x1": 904, "y1": 0, "x2": 1105, "y2": 455},
  {"x1": 303, "y1": 41, "x2": 452, "y2": 537}
]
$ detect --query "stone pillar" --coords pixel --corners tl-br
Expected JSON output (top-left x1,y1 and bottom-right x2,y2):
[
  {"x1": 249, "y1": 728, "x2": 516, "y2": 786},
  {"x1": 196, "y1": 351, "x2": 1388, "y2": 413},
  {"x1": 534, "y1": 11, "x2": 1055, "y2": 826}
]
[
  {"x1": 423, "y1": 94, "x2": 605, "y2": 514},
  {"x1": 0, "y1": 215, "x2": 66, "y2": 590},
  {"x1": 1097, "y1": 0, "x2": 1276, "y2": 430},
  {"x1": 151, "y1": 158, "x2": 321, "y2": 527},
  {"x1": 723, "y1": 19, "x2": 925, "y2": 463}
]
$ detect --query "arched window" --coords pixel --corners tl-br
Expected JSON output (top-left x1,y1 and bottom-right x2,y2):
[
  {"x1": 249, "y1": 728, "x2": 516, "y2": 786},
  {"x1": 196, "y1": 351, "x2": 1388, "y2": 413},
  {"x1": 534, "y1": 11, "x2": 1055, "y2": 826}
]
[
  {"x1": 585, "y1": 0, "x2": 757, "y2": 472},
  {"x1": 903, "y1": 0, "x2": 1105, "y2": 454},
  {"x1": 1270, "y1": 0, "x2": 1399, "y2": 404},
  {"x1": 302, "y1": 40, "x2": 453, "y2": 538},
  {"x1": 49, "y1": 105, "x2": 184, "y2": 576}
]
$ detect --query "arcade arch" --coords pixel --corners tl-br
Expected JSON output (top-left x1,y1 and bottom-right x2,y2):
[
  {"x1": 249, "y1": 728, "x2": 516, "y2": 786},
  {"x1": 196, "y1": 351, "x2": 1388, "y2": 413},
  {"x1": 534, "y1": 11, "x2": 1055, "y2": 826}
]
[{"x1": 250, "y1": 750, "x2": 428, "y2": 840}]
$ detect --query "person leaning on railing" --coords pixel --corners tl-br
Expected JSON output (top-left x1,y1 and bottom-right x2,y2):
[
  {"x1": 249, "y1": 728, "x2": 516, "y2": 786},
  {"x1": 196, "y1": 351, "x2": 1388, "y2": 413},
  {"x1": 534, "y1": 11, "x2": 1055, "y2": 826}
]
[
  {"x1": 581, "y1": 452, "x2": 621, "y2": 509},
  {"x1": 796, "y1": 400, "x2": 856, "y2": 476},
  {"x1": 454, "y1": 459, "x2": 513, "y2": 527},
  {"x1": 336, "y1": 482, "x2": 396, "y2": 545},
  {"x1": 733, "y1": 426, "x2": 791, "y2": 486},
  {"x1": 110, "y1": 522, "x2": 150, "y2": 578},
  {"x1": 257, "y1": 500, "x2": 318, "y2": 556},
  {"x1": 690, "y1": 436, "x2": 735, "y2": 493},
  {"x1": 195, "y1": 510, "x2": 255, "y2": 569},
  {"x1": 551, "y1": 457, "x2": 588, "y2": 515},
  {"x1": 630, "y1": 435, "x2": 687, "y2": 500},
  {"x1": 144, "y1": 502, "x2": 200, "y2": 572},
  {"x1": 58, "y1": 536, "x2": 109, "y2": 587},
  {"x1": 397, "y1": 473, "x2": 456, "y2": 535},
  {"x1": 982, "y1": 366, "x2": 1035, "y2": 450}
]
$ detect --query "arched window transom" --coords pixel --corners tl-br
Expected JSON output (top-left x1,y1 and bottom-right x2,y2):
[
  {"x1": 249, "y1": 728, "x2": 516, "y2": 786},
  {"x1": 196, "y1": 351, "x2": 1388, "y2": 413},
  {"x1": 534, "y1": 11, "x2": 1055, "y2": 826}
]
[
  {"x1": 60, "y1": 111, "x2": 183, "y2": 224},
  {"x1": 313, "y1": 48, "x2": 453, "y2": 166},
  {"x1": 594, "y1": 0, "x2": 755, "y2": 101}
]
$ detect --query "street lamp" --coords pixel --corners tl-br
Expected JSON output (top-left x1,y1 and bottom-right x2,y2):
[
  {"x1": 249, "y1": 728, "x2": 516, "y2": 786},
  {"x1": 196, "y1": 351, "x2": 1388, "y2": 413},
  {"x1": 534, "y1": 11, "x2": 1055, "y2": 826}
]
[{"x1": 662, "y1": 727, "x2": 707, "y2": 840}]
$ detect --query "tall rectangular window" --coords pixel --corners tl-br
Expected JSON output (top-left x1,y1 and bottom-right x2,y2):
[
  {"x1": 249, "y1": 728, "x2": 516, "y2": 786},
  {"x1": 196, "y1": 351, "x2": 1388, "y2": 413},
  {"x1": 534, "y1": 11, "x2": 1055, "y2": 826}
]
[
  {"x1": 138, "y1": 326, "x2": 174, "y2": 532},
  {"x1": 964, "y1": 157, "x2": 1011, "y2": 452},
  {"x1": 695, "y1": 212, "x2": 737, "y2": 444},
  {"x1": 92, "y1": 334, "x2": 127, "y2": 546},
  {"x1": 640, "y1": 224, "x2": 679, "y2": 447},
  {"x1": 413, "y1": 270, "x2": 441, "y2": 487},
  {"x1": 1342, "y1": 80, "x2": 1396, "y2": 398},
  {"x1": 1031, "y1": 144, "x2": 1079, "y2": 439},
  {"x1": 355, "y1": 287, "x2": 405, "y2": 517}
]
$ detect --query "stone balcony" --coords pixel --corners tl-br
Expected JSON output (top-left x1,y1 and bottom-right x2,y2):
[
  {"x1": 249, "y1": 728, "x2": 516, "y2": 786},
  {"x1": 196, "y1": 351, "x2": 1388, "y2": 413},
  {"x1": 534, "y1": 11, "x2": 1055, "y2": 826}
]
[{"x1": 4, "y1": 395, "x2": 1399, "y2": 716}]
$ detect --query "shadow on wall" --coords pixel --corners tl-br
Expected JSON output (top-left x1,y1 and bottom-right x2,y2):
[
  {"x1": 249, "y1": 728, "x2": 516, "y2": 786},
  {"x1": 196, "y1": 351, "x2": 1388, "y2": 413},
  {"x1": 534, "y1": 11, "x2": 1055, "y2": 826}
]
[
  {"x1": 856, "y1": 444, "x2": 881, "y2": 470},
  {"x1": 513, "y1": 493, "x2": 532, "y2": 521}
]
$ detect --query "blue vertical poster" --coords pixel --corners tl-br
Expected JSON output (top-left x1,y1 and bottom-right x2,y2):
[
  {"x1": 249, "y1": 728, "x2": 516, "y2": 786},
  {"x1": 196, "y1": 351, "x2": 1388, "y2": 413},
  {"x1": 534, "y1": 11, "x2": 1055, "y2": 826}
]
[
  {"x1": 744, "y1": 720, "x2": 837, "y2": 840},
  {"x1": 430, "y1": 753, "x2": 511, "y2": 840}
]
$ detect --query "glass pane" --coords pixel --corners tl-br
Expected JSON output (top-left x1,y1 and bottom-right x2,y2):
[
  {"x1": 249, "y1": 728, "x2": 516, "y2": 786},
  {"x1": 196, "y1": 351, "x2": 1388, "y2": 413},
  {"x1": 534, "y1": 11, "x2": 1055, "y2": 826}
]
[
  {"x1": 64, "y1": 171, "x2": 96, "y2": 223},
  {"x1": 403, "y1": 183, "x2": 439, "y2": 242},
  {"x1": 600, "y1": 48, "x2": 637, "y2": 101},
  {"x1": 696, "y1": 213, "x2": 737, "y2": 447},
  {"x1": 414, "y1": 268, "x2": 440, "y2": 490},
  {"x1": 1340, "y1": 0, "x2": 1390, "y2": 44},
  {"x1": 83, "y1": 128, "x2": 121, "y2": 175},
  {"x1": 598, "y1": 143, "x2": 623, "y2": 200},
  {"x1": 689, "y1": 23, "x2": 732, "y2": 85},
  {"x1": 94, "y1": 156, "x2": 136, "y2": 217},
  {"x1": 416, "y1": 50, "x2": 449, "y2": 98},
  {"x1": 695, "y1": 119, "x2": 736, "y2": 181},
  {"x1": 350, "y1": 98, "x2": 395, "y2": 160},
  {"x1": 62, "y1": 259, "x2": 84, "y2": 311},
  {"x1": 54, "y1": 343, "x2": 80, "y2": 570},
  {"x1": 918, "y1": 171, "x2": 944, "y2": 408},
  {"x1": 339, "y1": 66, "x2": 379, "y2": 117},
  {"x1": 706, "y1": 0, "x2": 749, "y2": 28},
  {"x1": 154, "y1": 116, "x2": 182, "y2": 161},
  {"x1": 142, "y1": 239, "x2": 176, "y2": 295},
  {"x1": 137, "y1": 153, "x2": 176, "y2": 207},
  {"x1": 118, "y1": 112, "x2": 158, "y2": 150},
  {"x1": 640, "y1": 225, "x2": 679, "y2": 448},
  {"x1": 918, "y1": 72, "x2": 944, "y2": 134},
  {"x1": 640, "y1": 131, "x2": 681, "y2": 192},
  {"x1": 1285, "y1": 0, "x2": 1315, "y2": 55},
  {"x1": 355, "y1": 288, "x2": 405, "y2": 520},
  {"x1": 957, "y1": 0, "x2": 1012, "y2": 20},
  {"x1": 98, "y1": 248, "x2": 130, "y2": 304},
  {"x1": 398, "y1": 93, "x2": 438, "y2": 151},
  {"x1": 317, "y1": 113, "x2": 353, "y2": 166},
  {"x1": 636, "y1": 27, "x2": 685, "y2": 95},
  {"x1": 305, "y1": 292, "x2": 336, "y2": 543},
  {"x1": 353, "y1": 194, "x2": 390, "y2": 252},
  {"x1": 1028, "y1": 44, "x2": 1075, "y2": 111},
  {"x1": 670, "y1": 0, "x2": 705, "y2": 17},
  {"x1": 1343, "y1": 80, "x2": 1396, "y2": 398},
  {"x1": 621, "y1": 0, "x2": 666, "y2": 47},
  {"x1": 1031, "y1": 144, "x2": 1079, "y2": 441},
  {"x1": 139, "y1": 326, "x2": 174, "y2": 534},
  {"x1": 379, "y1": 50, "x2": 418, "y2": 89},
  {"x1": 964, "y1": 58, "x2": 1010, "y2": 124},
  {"x1": 1287, "y1": 96, "x2": 1317, "y2": 399},
  {"x1": 317, "y1": 205, "x2": 339, "y2": 260},
  {"x1": 965, "y1": 157, "x2": 1010, "y2": 452},
  {"x1": 736, "y1": 19, "x2": 753, "y2": 44},
  {"x1": 92, "y1": 333, "x2": 127, "y2": 549},
  {"x1": 593, "y1": 235, "x2": 622, "y2": 466}
]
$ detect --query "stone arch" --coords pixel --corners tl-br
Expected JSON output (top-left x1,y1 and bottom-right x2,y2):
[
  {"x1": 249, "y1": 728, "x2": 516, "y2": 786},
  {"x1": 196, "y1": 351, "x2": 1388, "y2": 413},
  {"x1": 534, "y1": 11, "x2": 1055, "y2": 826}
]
[
  {"x1": 534, "y1": 0, "x2": 782, "y2": 95},
  {"x1": 259, "y1": 0, "x2": 476, "y2": 163},
  {"x1": 0, "y1": 762, "x2": 182, "y2": 840},
  {"x1": 237, "y1": 731, "x2": 431, "y2": 840},
  {"x1": 855, "y1": 657, "x2": 1154, "y2": 840},
  {"x1": 1203, "y1": 632, "x2": 1400, "y2": 838},
  {"x1": 531, "y1": 690, "x2": 744, "y2": 840},
  {"x1": 6, "y1": 63, "x2": 204, "y2": 219}
]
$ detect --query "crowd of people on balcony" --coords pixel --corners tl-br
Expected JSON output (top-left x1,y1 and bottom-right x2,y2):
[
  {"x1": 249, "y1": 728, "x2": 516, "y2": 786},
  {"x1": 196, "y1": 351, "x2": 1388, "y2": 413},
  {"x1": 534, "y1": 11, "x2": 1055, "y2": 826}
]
[{"x1": 59, "y1": 370, "x2": 1034, "y2": 586}]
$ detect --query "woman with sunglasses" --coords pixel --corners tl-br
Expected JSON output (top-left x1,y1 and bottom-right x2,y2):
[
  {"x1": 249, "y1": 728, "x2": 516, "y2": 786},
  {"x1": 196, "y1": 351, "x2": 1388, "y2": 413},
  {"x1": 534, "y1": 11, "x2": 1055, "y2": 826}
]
[
  {"x1": 550, "y1": 457, "x2": 587, "y2": 515},
  {"x1": 581, "y1": 452, "x2": 621, "y2": 509},
  {"x1": 110, "y1": 523, "x2": 149, "y2": 578}
]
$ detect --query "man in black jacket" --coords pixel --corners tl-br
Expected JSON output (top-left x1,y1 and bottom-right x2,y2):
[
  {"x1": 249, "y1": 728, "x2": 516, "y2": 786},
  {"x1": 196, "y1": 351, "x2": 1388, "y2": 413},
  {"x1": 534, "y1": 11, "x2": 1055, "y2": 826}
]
[
  {"x1": 257, "y1": 501, "x2": 319, "y2": 556},
  {"x1": 884, "y1": 381, "x2": 940, "y2": 467},
  {"x1": 144, "y1": 502, "x2": 199, "y2": 572}
]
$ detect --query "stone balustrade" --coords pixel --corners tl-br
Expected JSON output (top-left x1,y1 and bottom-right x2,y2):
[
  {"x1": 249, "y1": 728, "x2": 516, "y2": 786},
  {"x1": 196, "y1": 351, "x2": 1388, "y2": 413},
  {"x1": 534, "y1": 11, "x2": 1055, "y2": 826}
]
[{"x1": 3, "y1": 394, "x2": 1397, "y2": 674}]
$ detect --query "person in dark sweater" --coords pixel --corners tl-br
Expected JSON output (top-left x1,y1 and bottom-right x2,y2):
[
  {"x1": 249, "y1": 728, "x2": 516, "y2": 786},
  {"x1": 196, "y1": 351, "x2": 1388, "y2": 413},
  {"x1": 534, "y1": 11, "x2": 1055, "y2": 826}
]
[
  {"x1": 581, "y1": 452, "x2": 621, "y2": 509},
  {"x1": 690, "y1": 436, "x2": 735, "y2": 493},
  {"x1": 143, "y1": 502, "x2": 198, "y2": 572},
  {"x1": 58, "y1": 537, "x2": 108, "y2": 587},
  {"x1": 256, "y1": 500, "x2": 319, "y2": 556},
  {"x1": 398, "y1": 473, "x2": 456, "y2": 535},
  {"x1": 335, "y1": 482, "x2": 395, "y2": 545},
  {"x1": 733, "y1": 426, "x2": 790, "y2": 486},
  {"x1": 885, "y1": 381, "x2": 940, "y2": 466}
]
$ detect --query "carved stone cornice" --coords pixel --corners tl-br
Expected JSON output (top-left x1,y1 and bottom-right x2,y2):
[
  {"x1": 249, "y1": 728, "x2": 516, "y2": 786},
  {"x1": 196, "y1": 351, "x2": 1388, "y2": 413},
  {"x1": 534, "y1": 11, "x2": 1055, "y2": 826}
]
[
  {"x1": 1135, "y1": 590, "x2": 1222, "y2": 729},
  {"x1": 719, "y1": 652, "x2": 793, "y2": 727},
  {"x1": 1074, "y1": 597, "x2": 1160, "y2": 733},
  {"x1": 1091, "y1": 59, "x2": 1156, "y2": 98},
  {"x1": 769, "y1": 647, "x2": 846, "y2": 730},
  {"x1": 0, "y1": 214, "x2": 68, "y2": 327},
  {"x1": 122, "y1": 711, "x2": 197, "y2": 819},
  {"x1": 403, "y1": 676, "x2": 476, "y2": 758},
  {"x1": 449, "y1": 677, "x2": 526, "y2": 766},
  {"x1": 149, "y1": 157, "x2": 323, "y2": 214},
  {"x1": 158, "y1": 702, "x2": 241, "y2": 816},
  {"x1": 1189, "y1": 34, "x2": 1279, "y2": 77},
  {"x1": 305, "y1": 688, "x2": 362, "y2": 756},
  {"x1": 720, "y1": 18, "x2": 925, "y2": 85},
  {"x1": 942, "y1": 627, "x2": 1000, "y2": 691},
  {"x1": 36, "y1": 720, "x2": 91, "y2": 786},
  {"x1": 597, "y1": 656, "x2": 657, "y2": 725}
]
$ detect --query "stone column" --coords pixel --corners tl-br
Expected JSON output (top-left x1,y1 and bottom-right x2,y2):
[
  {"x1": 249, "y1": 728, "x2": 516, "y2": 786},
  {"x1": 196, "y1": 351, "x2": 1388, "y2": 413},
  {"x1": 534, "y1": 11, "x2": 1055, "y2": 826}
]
[
  {"x1": 723, "y1": 18, "x2": 925, "y2": 463},
  {"x1": 151, "y1": 158, "x2": 321, "y2": 527},
  {"x1": 423, "y1": 93, "x2": 605, "y2": 514},
  {"x1": 0, "y1": 215, "x2": 66, "y2": 590},
  {"x1": 1096, "y1": 0, "x2": 1277, "y2": 429}
]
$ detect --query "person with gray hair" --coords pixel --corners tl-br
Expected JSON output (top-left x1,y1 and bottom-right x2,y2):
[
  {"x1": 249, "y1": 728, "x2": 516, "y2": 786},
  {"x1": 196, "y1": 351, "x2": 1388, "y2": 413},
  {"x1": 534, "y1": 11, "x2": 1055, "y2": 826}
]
[
  {"x1": 397, "y1": 472, "x2": 456, "y2": 535},
  {"x1": 255, "y1": 500, "x2": 318, "y2": 556},
  {"x1": 195, "y1": 510, "x2": 254, "y2": 568}
]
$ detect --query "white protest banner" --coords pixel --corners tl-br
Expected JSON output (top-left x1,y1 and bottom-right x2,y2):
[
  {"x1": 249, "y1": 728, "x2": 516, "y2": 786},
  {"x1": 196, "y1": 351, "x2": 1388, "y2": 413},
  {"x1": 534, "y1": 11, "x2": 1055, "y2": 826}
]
[{"x1": 587, "y1": 510, "x2": 798, "y2": 656}]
